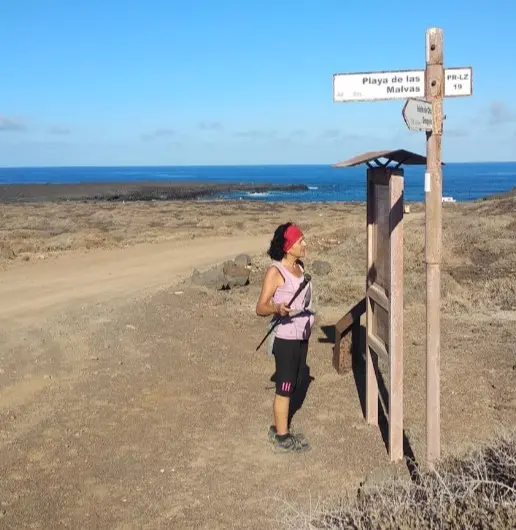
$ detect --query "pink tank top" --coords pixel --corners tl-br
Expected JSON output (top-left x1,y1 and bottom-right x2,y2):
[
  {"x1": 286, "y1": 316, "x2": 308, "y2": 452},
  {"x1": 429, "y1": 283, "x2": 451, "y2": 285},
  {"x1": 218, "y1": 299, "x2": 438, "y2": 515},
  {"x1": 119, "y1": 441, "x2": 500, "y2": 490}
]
[{"x1": 271, "y1": 261, "x2": 315, "y2": 340}]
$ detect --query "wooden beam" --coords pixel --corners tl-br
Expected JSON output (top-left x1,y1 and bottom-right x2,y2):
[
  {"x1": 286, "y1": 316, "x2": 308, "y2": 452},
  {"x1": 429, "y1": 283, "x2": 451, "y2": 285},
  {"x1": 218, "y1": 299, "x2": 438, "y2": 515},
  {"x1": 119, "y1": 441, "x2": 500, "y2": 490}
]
[
  {"x1": 333, "y1": 298, "x2": 366, "y2": 375},
  {"x1": 367, "y1": 283, "x2": 389, "y2": 311},
  {"x1": 335, "y1": 298, "x2": 366, "y2": 334},
  {"x1": 367, "y1": 332, "x2": 389, "y2": 359},
  {"x1": 366, "y1": 169, "x2": 379, "y2": 426},
  {"x1": 425, "y1": 26, "x2": 444, "y2": 465},
  {"x1": 389, "y1": 173, "x2": 404, "y2": 462}
]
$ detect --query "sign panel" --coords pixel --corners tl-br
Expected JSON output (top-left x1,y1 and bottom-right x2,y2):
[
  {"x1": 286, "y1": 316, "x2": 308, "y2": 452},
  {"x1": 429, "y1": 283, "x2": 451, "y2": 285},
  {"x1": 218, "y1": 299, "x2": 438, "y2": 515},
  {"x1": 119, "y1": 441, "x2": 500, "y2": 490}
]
[
  {"x1": 402, "y1": 98, "x2": 433, "y2": 131},
  {"x1": 333, "y1": 70, "x2": 424, "y2": 102},
  {"x1": 444, "y1": 67, "x2": 472, "y2": 97},
  {"x1": 334, "y1": 66, "x2": 473, "y2": 101}
]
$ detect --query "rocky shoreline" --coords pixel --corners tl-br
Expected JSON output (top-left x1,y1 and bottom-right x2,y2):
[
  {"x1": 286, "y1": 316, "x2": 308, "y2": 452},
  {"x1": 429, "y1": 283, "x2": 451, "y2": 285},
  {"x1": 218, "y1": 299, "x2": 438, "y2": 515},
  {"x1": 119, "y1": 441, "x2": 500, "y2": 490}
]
[{"x1": 0, "y1": 181, "x2": 309, "y2": 204}]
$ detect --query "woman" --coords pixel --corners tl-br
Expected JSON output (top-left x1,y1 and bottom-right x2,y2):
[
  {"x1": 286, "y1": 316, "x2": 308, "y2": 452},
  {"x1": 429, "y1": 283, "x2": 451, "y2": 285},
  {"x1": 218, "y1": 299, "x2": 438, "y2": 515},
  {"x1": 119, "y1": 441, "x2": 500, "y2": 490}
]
[{"x1": 256, "y1": 222, "x2": 314, "y2": 453}]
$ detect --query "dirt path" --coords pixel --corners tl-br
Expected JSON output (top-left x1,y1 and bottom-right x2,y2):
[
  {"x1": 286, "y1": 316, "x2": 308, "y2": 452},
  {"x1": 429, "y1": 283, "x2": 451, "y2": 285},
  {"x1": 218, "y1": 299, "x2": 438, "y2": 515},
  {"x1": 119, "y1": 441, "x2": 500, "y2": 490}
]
[
  {"x1": 0, "y1": 233, "x2": 391, "y2": 529},
  {"x1": 0, "y1": 235, "x2": 268, "y2": 320},
  {"x1": 0, "y1": 223, "x2": 514, "y2": 529}
]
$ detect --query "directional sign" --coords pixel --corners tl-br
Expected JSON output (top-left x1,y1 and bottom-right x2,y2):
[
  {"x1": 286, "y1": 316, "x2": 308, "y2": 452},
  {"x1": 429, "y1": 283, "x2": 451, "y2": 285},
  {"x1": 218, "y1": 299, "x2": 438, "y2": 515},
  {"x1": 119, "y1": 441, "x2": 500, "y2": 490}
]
[
  {"x1": 333, "y1": 67, "x2": 472, "y2": 102},
  {"x1": 444, "y1": 67, "x2": 473, "y2": 97},
  {"x1": 402, "y1": 99, "x2": 433, "y2": 132}
]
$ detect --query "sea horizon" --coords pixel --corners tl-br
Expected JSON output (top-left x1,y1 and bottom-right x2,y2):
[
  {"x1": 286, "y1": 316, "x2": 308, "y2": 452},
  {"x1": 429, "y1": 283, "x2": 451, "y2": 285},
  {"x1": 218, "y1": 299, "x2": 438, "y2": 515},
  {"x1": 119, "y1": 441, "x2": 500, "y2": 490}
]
[
  {"x1": 1, "y1": 160, "x2": 516, "y2": 170},
  {"x1": 1, "y1": 162, "x2": 515, "y2": 203}
]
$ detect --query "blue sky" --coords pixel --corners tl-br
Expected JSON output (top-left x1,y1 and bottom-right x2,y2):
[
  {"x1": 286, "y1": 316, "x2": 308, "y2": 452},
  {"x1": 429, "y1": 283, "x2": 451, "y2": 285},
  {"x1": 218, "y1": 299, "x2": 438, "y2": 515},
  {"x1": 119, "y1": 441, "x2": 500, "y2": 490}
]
[{"x1": 1, "y1": 0, "x2": 515, "y2": 166}]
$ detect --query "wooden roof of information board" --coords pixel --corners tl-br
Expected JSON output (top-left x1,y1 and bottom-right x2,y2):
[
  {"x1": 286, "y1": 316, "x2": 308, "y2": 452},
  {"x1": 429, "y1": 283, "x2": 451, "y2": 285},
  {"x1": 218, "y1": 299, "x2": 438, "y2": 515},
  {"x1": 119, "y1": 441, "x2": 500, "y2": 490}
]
[{"x1": 332, "y1": 149, "x2": 429, "y2": 168}]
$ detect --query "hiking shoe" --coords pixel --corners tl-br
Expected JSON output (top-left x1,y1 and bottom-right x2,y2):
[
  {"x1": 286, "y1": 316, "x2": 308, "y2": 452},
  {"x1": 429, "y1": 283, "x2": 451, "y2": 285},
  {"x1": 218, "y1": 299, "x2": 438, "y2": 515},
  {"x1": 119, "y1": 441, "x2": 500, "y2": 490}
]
[
  {"x1": 273, "y1": 433, "x2": 310, "y2": 454},
  {"x1": 268, "y1": 425, "x2": 310, "y2": 447}
]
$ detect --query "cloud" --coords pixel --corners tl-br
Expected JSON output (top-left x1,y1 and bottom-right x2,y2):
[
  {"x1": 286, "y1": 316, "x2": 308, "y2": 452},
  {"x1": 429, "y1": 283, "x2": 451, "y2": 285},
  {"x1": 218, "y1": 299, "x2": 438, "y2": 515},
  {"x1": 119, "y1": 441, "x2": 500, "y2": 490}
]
[
  {"x1": 446, "y1": 128, "x2": 469, "y2": 138},
  {"x1": 319, "y1": 128, "x2": 341, "y2": 139},
  {"x1": 199, "y1": 121, "x2": 223, "y2": 131},
  {"x1": 319, "y1": 128, "x2": 364, "y2": 142},
  {"x1": 0, "y1": 116, "x2": 27, "y2": 132},
  {"x1": 48, "y1": 125, "x2": 71, "y2": 135},
  {"x1": 234, "y1": 129, "x2": 276, "y2": 139},
  {"x1": 141, "y1": 128, "x2": 176, "y2": 141},
  {"x1": 487, "y1": 100, "x2": 516, "y2": 125},
  {"x1": 289, "y1": 129, "x2": 307, "y2": 138}
]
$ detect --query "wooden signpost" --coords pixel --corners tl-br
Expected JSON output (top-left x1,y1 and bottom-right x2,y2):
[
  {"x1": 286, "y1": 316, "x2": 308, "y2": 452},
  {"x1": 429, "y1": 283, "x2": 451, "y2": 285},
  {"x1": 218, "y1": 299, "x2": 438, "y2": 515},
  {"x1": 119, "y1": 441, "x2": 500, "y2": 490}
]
[{"x1": 333, "y1": 28, "x2": 473, "y2": 464}]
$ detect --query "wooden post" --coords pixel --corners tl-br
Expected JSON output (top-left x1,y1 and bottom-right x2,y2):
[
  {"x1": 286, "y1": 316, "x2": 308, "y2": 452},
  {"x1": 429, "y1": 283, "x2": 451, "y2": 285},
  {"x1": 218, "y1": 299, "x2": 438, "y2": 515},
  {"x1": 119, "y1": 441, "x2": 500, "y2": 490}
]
[
  {"x1": 425, "y1": 27, "x2": 444, "y2": 463},
  {"x1": 366, "y1": 169, "x2": 378, "y2": 426},
  {"x1": 389, "y1": 173, "x2": 404, "y2": 461}
]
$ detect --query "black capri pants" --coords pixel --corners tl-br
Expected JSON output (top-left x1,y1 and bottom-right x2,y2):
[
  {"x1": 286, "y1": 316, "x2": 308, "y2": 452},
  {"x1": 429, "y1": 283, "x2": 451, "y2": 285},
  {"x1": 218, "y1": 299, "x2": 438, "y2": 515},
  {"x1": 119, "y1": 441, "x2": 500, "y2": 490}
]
[{"x1": 272, "y1": 337, "x2": 308, "y2": 397}]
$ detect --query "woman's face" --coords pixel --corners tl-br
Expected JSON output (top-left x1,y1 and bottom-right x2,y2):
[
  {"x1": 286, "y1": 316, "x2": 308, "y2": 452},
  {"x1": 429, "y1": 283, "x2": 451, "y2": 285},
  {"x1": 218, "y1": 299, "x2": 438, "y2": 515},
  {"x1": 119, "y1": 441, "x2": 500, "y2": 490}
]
[{"x1": 288, "y1": 235, "x2": 307, "y2": 259}]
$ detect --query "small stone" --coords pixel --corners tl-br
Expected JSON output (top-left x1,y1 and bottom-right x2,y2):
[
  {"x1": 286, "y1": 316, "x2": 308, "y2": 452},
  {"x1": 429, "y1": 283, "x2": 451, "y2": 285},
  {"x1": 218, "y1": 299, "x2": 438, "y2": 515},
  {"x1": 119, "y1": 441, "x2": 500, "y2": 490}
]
[
  {"x1": 126, "y1": 324, "x2": 136, "y2": 330},
  {"x1": 234, "y1": 253, "x2": 251, "y2": 267},
  {"x1": 222, "y1": 262, "x2": 250, "y2": 288},
  {"x1": 191, "y1": 265, "x2": 226, "y2": 290},
  {"x1": 173, "y1": 290, "x2": 184, "y2": 295}
]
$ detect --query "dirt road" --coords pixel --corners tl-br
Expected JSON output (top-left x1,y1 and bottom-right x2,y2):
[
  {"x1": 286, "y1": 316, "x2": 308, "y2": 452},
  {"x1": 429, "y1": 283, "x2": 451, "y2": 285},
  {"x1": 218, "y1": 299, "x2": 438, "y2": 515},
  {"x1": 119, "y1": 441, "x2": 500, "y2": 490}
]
[
  {"x1": 0, "y1": 232, "x2": 389, "y2": 529},
  {"x1": 0, "y1": 235, "x2": 268, "y2": 320}
]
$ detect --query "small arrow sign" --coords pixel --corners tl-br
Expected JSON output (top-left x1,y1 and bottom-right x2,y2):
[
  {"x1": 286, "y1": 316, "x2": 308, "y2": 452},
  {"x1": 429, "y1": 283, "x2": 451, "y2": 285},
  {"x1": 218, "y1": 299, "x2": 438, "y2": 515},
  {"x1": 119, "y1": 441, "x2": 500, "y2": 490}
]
[{"x1": 402, "y1": 98, "x2": 433, "y2": 132}]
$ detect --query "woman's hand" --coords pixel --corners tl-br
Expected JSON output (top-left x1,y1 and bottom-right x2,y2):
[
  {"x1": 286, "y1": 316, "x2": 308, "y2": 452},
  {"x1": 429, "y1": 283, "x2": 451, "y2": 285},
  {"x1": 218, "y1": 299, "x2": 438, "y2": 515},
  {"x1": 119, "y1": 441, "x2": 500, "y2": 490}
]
[{"x1": 276, "y1": 303, "x2": 292, "y2": 317}]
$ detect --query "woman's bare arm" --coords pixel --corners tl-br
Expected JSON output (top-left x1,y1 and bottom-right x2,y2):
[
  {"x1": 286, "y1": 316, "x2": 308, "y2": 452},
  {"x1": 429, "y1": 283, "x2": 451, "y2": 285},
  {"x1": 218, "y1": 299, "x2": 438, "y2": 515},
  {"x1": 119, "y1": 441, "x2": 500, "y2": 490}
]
[{"x1": 256, "y1": 267, "x2": 290, "y2": 316}]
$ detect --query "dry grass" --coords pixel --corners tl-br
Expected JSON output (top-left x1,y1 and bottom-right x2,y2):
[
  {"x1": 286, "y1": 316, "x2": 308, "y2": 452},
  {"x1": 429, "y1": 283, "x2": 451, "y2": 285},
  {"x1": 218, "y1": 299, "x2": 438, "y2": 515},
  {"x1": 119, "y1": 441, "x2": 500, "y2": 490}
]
[
  {"x1": 0, "y1": 201, "x2": 296, "y2": 265},
  {"x1": 282, "y1": 431, "x2": 516, "y2": 529},
  {"x1": 2, "y1": 196, "x2": 515, "y2": 313}
]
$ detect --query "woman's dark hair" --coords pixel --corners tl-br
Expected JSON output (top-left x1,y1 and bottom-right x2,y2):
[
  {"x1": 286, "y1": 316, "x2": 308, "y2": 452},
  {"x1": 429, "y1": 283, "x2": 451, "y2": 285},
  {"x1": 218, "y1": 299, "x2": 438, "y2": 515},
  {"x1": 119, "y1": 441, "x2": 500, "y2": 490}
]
[{"x1": 267, "y1": 222, "x2": 292, "y2": 261}]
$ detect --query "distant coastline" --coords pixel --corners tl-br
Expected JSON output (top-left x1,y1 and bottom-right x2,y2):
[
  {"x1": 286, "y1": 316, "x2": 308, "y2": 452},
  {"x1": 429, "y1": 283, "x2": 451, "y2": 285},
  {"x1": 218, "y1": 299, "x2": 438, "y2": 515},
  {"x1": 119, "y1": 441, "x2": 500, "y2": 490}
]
[
  {"x1": 1, "y1": 162, "x2": 515, "y2": 203},
  {"x1": 0, "y1": 181, "x2": 310, "y2": 204}
]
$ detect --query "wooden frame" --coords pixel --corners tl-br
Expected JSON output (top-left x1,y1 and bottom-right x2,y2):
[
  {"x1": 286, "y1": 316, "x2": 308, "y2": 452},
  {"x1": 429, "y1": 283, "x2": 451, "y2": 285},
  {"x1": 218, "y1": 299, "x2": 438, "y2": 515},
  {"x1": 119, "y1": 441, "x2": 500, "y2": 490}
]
[
  {"x1": 332, "y1": 298, "x2": 366, "y2": 374},
  {"x1": 366, "y1": 167, "x2": 404, "y2": 461}
]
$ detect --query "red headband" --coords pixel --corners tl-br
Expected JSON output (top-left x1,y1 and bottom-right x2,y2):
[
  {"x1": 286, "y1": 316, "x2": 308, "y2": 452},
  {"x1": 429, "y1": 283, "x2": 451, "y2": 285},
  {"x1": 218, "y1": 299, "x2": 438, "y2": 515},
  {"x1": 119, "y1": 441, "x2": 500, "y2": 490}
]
[{"x1": 283, "y1": 224, "x2": 304, "y2": 252}]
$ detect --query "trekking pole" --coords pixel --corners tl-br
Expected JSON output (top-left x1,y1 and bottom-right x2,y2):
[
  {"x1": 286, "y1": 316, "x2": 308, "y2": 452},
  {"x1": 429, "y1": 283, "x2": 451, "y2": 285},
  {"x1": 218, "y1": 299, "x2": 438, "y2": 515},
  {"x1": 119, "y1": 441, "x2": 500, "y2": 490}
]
[{"x1": 255, "y1": 273, "x2": 311, "y2": 351}]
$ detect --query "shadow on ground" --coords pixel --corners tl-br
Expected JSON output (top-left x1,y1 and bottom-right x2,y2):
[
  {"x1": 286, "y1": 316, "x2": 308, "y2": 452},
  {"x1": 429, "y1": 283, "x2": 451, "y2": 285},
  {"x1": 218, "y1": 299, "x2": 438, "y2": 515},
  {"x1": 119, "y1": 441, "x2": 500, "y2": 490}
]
[{"x1": 319, "y1": 322, "x2": 420, "y2": 480}]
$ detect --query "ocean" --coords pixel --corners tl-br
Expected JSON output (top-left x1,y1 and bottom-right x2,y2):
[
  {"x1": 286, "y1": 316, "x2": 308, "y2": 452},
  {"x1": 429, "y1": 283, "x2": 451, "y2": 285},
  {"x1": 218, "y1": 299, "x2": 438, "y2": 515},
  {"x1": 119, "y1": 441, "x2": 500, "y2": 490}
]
[{"x1": 1, "y1": 163, "x2": 515, "y2": 202}]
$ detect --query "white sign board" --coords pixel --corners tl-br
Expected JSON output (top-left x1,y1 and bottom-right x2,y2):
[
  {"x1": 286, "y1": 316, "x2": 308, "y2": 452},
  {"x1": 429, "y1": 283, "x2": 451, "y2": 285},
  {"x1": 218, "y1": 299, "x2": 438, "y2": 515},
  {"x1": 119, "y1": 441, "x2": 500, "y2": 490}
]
[
  {"x1": 333, "y1": 67, "x2": 472, "y2": 102},
  {"x1": 333, "y1": 70, "x2": 424, "y2": 102},
  {"x1": 402, "y1": 99, "x2": 433, "y2": 132},
  {"x1": 444, "y1": 67, "x2": 473, "y2": 97}
]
